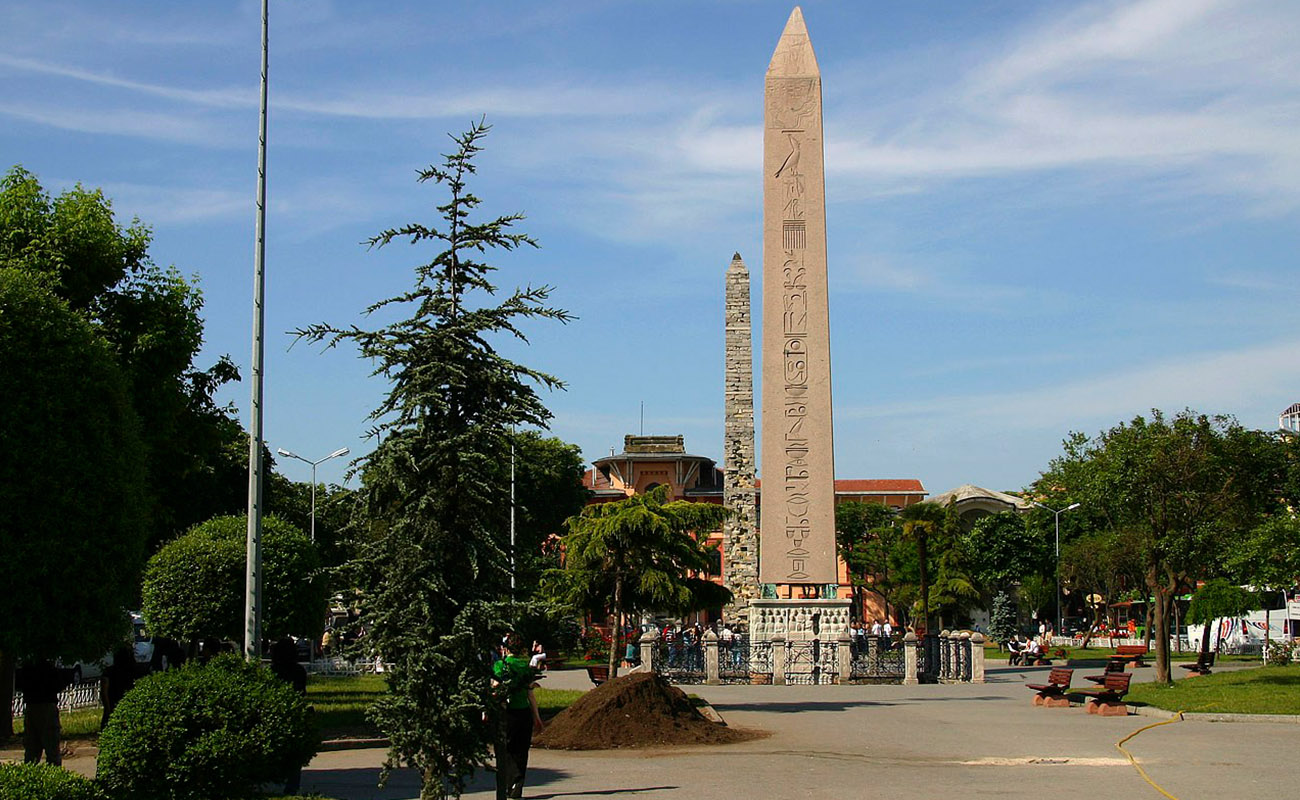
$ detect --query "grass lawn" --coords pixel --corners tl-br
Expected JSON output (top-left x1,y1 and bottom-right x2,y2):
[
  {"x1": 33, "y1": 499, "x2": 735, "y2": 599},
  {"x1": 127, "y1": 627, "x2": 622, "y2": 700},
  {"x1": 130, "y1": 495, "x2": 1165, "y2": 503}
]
[
  {"x1": 984, "y1": 642, "x2": 1261, "y2": 664},
  {"x1": 307, "y1": 674, "x2": 583, "y2": 740},
  {"x1": 1127, "y1": 664, "x2": 1300, "y2": 715},
  {"x1": 7, "y1": 707, "x2": 103, "y2": 742}
]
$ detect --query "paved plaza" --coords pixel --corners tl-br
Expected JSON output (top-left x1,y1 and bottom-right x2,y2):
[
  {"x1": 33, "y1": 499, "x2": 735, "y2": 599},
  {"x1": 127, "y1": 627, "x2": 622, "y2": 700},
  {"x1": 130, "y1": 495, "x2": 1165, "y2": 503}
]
[
  {"x1": 16, "y1": 663, "x2": 1294, "y2": 799},
  {"x1": 300, "y1": 664, "x2": 1296, "y2": 800}
]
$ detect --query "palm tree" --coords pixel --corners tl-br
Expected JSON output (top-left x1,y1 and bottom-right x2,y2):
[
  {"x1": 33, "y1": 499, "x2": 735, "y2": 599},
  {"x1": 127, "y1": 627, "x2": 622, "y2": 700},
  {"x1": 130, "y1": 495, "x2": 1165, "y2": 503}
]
[
  {"x1": 900, "y1": 502, "x2": 944, "y2": 633},
  {"x1": 548, "y1": 486, "x2": 730, "y2": 677}
]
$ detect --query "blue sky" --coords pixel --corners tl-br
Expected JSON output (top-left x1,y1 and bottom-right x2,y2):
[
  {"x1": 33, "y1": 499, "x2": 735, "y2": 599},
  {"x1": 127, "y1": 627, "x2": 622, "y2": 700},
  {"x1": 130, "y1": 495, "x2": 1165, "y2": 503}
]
[{"x1": 4, "y1": 0, "x2": 1299, "y2": 495}]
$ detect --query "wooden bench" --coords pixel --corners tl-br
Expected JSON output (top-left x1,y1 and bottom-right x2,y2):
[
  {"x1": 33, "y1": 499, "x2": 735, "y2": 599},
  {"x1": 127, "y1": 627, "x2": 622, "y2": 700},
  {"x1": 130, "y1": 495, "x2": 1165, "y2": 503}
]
[
  {"x1": 1084, "y1": 658, "x2": 1126, "y2": 685},
  {"x1": 585, "y1": 665, "x2": 610, "y2": 686},
  {"x1": 1108, "y1": 645, "x2": 1149, "y2": 669},
  {"x1": 1071, "y1": 672, "x2": 1132, "y2": 716},
  {"x1": 1178, "y1": 652, "x2": 1215, "y2": 676},
  {"x1": 1025, "y1": 668, "x2": 1074, "y2": 708}
]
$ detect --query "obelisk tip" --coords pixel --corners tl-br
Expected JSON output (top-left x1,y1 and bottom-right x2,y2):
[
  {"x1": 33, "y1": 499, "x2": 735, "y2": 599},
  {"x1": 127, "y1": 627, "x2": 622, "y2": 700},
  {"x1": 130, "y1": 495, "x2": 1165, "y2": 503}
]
[{"x1": 768, "y1": 7, "x2": 818, "y2": 76}]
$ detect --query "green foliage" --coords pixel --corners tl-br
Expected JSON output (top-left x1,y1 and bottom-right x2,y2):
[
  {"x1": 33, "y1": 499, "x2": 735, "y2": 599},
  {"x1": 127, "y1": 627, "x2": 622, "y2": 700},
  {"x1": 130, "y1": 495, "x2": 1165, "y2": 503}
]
[
  {"x1": 547, "y1": 485, "x2": 730, "y2": 673},
  {"x1": 1059, "y1": 528, "x2": 1144, "y2": 635},
  {"x1": 96, "y1": 655, "x2": 317, "y2": 800},
  {"x1": 0, "y1": 763, "x2": 104, "y2": 800},
  {"x1": 1185, "y1": 579, "x2": 1257, "y2": 625},
  {"x1": 1017, "y1": 574, "x2": 1054, "y2": 621},
  {"x1": 1231, "y1": 515, "x2": 1300, "y2": 592},
  {"x1": 1264, "y1": 639, "x2": 1297, "y2": 667},
  {"x1": 141, "y1": 515, "x2": 327, "y2": 643},
  {"x1": 963, "y1": 512, "x2": 1048, "y2": 594},
  {"x1": 928, "y1": 501, "x2": 982, "y2": 626},
  {"x1": 294, "y1": 121, "x2": 570, "y2": 800},
  {"x1": 503, "y1": 430, "x2": 590, "y2": 596},
  {"x1": 835, "y1": 501, "x2": 902, "y2": 619},
  {"x1": 1032, "y1": 410, "x2": 1285, "y2": 682},
  {"x1": 988, "y1": 591, "x2": 1017, "y2": 645},
  {"x1": 0, "y1": 269, "x2": 146, "y2": 662},
  {"x1": 899, "y1": 502, "x2": 944, "y2": 630},
  {"x1": 264, "y1": 472, "x2": 358, "y2": 571},
  {"x1": 0, "y1": 166, "x2": 244, "y2": 553}
]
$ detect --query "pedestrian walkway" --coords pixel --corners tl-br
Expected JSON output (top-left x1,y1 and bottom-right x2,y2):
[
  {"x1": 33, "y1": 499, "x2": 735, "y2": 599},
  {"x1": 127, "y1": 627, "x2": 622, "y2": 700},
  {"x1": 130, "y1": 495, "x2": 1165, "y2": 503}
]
[{"x1": 300, "y1": 663, "x2": 1300, "y2": 800}]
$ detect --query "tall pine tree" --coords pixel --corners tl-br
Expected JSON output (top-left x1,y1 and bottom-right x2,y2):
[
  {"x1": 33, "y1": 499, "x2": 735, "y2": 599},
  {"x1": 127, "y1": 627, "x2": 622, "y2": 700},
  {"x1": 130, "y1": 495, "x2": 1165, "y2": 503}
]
[{"x1": 296, "y1": 121, "x2": 569, "y2": 799}]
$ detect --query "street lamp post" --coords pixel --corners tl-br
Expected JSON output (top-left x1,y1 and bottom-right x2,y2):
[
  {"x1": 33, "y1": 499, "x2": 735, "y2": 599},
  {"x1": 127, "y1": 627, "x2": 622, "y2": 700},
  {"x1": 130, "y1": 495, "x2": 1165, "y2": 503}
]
[
  {"x1": 1032, "y1": 501, "x2": 1081, "y2": 640},
  {"x1": 277, "y1": 447, "x2": 349, "y2": 542}
]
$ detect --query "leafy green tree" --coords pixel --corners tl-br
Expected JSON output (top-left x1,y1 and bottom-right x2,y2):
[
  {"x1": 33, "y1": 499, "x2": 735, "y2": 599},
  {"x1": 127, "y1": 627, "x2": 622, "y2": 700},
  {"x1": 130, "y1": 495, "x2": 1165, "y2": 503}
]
[
  {"x1": 0, "y1": 167, "x2": 244, "y2": 552},
  {"x1": 835, "y1": 501, "x2": 899, "y2": 621},
  {"x1": 0, "y1": 269, "x2": 148, "y2": 737},
  {"x1": 1232, "y1": 515, "x2": 1300, "y2": 596},
  {"x1": 1058, "y1": 528, "x2": 1144, "y2": 645},
  {"x1": 548, "y1": 486, "x2": 729, "y2": 676},
  {"x1": 294, "y1": 121, "x2": 569, "y2": 800},
  {"x1": 264, "y1": 472, "x2": 357, "y2": 571},
  {"x1": 1033, "y1": 410, "x2": 1282, "y2": 682},
  {"x1": 140, "y1": 515, "x2": 326, "y2": 644},
  {"x1": 1186, "y1": 579, "x2": 1257, "y2": 659},
  {"x1": 1017, "y1": 574, "x2": 1054, "y2": 625},
  {"x1": 503, "y1": 430, "x2": 590, "y2": 596},
  {"x1": 963, "y1": 512, "x2": 1049, "y2": 599},
  {"x1": 1230, "y1": 514, "x2": 1300, "y2": 647}
]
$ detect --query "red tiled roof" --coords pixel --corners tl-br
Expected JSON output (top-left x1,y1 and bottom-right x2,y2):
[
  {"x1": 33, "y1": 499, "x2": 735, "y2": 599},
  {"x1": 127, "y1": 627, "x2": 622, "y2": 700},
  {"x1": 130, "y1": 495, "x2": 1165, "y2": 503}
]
[{"x1": 753, "y1": 478, "x2": 925, "y2": 494}]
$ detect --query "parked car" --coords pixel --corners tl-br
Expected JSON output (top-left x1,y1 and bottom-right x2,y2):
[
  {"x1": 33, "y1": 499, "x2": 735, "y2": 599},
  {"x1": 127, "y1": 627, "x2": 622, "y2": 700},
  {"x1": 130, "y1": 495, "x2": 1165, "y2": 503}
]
[
  {"x1": 58, "y1": 656, "x2": 106, "y2": 685},
  {"x1": 131, "y1": 612, "x2": 157, "y2": 667}
]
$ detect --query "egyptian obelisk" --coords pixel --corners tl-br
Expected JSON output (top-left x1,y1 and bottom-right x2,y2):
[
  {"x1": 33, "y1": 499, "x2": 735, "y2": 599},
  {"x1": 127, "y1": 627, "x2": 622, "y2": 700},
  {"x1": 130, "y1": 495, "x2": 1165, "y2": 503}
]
[{"x1": 759, "y1": 7, "x2": 836, "y2": 586}]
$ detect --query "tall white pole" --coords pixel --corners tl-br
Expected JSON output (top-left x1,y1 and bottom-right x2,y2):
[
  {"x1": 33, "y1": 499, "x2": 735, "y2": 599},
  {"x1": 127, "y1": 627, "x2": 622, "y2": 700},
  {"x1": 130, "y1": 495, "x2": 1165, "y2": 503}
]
[
  {"x1": 244, "y1": 0, "x2": 269, "y2": 661},
  {"x1": 310, "y1": 463, "x2": 318, "y2": 544},
  {"x1": 1054, "y1": 512, "x2": 1061, "y2": 637}
]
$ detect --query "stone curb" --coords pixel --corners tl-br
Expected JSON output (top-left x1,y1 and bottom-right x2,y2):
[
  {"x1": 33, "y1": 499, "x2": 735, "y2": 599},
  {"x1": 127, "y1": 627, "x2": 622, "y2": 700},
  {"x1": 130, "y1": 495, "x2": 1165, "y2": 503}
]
[
  {"x1": 319, "y1": 737, "x2": 389, "y2": 751},
  {"x1": 1130, "y1": 705, "x2": 1300, "y2": 724}
]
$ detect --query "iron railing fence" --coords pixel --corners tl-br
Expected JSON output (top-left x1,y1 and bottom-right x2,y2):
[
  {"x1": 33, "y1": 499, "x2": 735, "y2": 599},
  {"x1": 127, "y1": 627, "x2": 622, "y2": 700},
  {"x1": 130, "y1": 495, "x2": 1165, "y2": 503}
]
[
  {"x1": 654, "y1": 638, "x2": 705, "y2": 684},
  {"x1": 12, "y1": 679, "x2": 102, "y2": 719},
  {"x1": 848, "y1": 637, "x2": 905, "y2": 681}
]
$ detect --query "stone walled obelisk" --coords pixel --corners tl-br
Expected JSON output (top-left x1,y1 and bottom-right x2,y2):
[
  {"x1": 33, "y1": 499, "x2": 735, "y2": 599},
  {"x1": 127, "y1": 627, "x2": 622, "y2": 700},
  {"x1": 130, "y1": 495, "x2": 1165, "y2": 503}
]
[
  {"x1": 722, "y1": 253, "x2": 759, "y2": 628},
  {"x1": 759, "y1": 6, "x2": 837, "y2": 587}
]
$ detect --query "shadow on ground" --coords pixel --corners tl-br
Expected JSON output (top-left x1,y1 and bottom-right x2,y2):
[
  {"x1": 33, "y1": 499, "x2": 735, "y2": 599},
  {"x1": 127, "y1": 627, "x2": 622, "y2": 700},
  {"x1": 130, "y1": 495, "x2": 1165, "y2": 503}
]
[
  {"x1": 713, "y1": 700, "x2": 894, "y2": 713},
  {"x1": 304, "y1": 765, "x2": 575, "y2": 800}
]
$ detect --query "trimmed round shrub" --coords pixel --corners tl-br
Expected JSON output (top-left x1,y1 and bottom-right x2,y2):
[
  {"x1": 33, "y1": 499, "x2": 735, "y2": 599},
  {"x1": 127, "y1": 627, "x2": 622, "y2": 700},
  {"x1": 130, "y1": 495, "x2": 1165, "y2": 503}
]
[
  {"x1": 96, "y1": 654, "x2": 317, "y2": 800},
  {"x1": 0, "y1": 762, "x2": 103, "y2": 800},
  {"x1": 141, "y1": 514, "x2": 327, "y2": 643}
]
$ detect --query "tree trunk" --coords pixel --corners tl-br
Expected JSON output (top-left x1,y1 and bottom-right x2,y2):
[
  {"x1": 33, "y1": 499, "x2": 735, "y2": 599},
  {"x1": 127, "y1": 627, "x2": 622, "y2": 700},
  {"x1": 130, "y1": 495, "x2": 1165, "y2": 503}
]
[
  {"x1": 608, "y1": 576, "x2": 623, "y2": 679},
  {"x1": 1198, "y1": 616, "x2": 1213, "y2": 661},
  {"x1": 1153, "y1": 587, "x2": 1173, "y2": 684},
  {"x1": 917, "y1": 533, "x2": 930, "y2": 634},
  {"x1": 0, "y1": 650, "x2": 13, "y2": 739}
]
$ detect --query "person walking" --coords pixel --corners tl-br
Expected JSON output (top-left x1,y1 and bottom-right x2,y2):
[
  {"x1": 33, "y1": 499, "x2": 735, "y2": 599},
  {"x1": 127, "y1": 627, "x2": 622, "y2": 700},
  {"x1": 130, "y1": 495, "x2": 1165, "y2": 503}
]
[
  {"x1": 16, "y1": 660, "x2": 69, "y2": 766},
  {"x1": 270, "y1": 638, "x2": 308, "y2": 795},
  {"x1": 100, "y1": 645, "x2": 137, "y2": 730},
  {"x1": 493, "y1": 633, "x2": 544, "y2": 800}
]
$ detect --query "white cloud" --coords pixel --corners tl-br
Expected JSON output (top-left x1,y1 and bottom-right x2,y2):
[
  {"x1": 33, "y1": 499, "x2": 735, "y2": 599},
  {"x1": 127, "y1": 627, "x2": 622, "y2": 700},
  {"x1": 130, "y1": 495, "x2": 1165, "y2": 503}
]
[{"x1": 841, "y1": 338, "x2": 1300, "y2": 432}]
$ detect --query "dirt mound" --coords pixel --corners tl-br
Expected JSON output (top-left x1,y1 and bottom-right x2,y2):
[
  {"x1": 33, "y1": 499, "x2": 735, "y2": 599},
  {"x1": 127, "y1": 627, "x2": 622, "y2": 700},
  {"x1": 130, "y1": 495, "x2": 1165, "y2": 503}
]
[{"x1": 534, "y1": 671, "x2": 758, "y2": 750}]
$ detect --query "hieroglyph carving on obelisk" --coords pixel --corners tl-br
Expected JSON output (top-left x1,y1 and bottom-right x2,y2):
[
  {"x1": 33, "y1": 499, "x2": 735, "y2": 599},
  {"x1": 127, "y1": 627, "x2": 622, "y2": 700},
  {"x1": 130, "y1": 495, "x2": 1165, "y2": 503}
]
[{"x1": 759, "y1": 7, "x2": 837, "y2": 585}]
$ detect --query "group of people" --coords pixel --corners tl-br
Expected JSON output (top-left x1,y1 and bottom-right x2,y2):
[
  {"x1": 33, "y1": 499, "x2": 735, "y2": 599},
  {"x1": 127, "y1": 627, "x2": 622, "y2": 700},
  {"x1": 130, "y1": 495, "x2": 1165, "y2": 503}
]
[
  {"x1": 1005, "y1": 634, "x2": 1049, "y2": 665},
  {"x1": 851, "y1": 619, "x2": 894, "y2": 642}
]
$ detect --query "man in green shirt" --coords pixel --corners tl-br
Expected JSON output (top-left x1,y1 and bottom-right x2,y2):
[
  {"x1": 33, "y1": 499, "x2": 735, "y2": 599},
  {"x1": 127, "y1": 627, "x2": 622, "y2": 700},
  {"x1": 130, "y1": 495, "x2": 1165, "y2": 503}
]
[{"x1": 493, "y1": 633, "x2": 544, "y2": 799}]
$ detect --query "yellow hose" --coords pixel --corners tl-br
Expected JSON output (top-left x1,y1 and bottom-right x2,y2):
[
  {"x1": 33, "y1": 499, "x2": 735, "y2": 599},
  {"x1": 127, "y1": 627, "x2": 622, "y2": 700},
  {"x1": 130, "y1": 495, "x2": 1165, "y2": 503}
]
[{"x1": 1115, "y1": 711, "x2": 1185, "y2": 800}]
